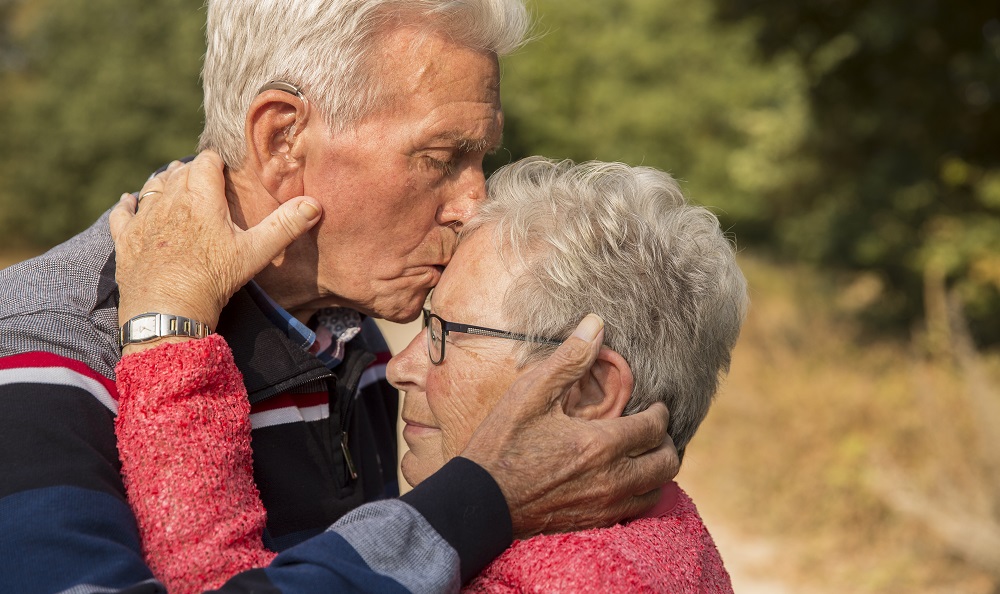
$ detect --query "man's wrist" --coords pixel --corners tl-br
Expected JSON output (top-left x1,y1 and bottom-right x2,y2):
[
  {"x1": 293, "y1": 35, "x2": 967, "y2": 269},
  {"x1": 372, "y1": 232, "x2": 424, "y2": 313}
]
[{"x1": 400, "y1": 457, "x2": 512, "y2": 583}]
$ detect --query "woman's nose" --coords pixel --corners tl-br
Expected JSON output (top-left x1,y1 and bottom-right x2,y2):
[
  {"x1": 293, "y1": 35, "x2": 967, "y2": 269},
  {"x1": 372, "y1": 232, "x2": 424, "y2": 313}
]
[{"x1": 386, "y1": 329, "x2": 429, "y2": 391}]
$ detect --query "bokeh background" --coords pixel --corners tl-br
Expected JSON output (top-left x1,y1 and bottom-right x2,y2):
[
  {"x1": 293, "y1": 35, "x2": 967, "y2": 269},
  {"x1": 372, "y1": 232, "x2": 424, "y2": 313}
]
[{"x1": 2, "y1": 1, "x2": 998, "y2": 591}]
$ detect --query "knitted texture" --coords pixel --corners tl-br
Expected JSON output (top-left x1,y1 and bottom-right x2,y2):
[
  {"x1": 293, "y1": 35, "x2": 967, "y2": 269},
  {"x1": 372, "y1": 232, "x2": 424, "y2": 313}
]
[
  {"x1": 115, "y1": 335, "x2": 276, "y2": 594},
  {"x1": 464, "y1": 485, "x2": 733, "y2": 593}
]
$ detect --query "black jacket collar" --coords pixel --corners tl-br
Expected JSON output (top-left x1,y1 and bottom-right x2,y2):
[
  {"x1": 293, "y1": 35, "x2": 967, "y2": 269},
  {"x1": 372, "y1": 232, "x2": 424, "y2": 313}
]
[{"x1": 216, "y1": 287, "x2": 332, "y2": 404}]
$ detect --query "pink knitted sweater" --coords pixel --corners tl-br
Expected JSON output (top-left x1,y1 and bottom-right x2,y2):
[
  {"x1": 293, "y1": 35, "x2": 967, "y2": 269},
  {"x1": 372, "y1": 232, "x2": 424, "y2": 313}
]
[
  {"x1": 467, "y1": 482, "x2": 733, "y2": 593},
  {"x1": 115, "y1": 336, "x2": 732, "y2": 594},
  {"x1": 115, "y1": 335, "x2": 276, "y2": 594}
]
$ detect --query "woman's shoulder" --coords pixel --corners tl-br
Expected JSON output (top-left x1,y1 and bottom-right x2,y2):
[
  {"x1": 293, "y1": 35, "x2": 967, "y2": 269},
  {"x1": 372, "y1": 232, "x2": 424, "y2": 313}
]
[{"x1": 464, "y1": 484, "x2": 733, "y2": 594}]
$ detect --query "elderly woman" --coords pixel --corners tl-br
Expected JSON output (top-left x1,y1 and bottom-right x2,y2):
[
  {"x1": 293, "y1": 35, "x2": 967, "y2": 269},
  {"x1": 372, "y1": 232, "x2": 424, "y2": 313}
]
[
  {"x1": 115, "y1": 157, "x2": 746, "y2": 592},
  {"x1": 390, "y1": 157, "x2": 746, "y2": 591}
]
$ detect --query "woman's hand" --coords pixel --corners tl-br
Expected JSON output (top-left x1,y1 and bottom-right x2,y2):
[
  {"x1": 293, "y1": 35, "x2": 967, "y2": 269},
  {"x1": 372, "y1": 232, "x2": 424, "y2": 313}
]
[{"x1": 110, "y1": 151, "x2": 322, "y2": 350}]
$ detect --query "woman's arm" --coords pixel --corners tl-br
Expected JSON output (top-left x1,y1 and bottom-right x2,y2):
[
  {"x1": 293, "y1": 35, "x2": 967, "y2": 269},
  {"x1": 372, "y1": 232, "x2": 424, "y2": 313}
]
[{"x1": 115, "y1": 334, "x2": 276, "y2": 594}]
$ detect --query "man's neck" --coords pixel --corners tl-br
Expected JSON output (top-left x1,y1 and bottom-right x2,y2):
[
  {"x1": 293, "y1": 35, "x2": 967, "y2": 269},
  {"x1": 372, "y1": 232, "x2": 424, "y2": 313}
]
[{"x1": 223, "y1": 168, "x2": 323, "y2": 324}]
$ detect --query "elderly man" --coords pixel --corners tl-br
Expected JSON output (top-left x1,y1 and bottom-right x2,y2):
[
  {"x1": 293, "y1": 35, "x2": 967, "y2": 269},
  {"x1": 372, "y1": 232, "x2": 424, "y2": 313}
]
[{"x1": 0, "y1": 1, "x2": 677, "y2": 592}]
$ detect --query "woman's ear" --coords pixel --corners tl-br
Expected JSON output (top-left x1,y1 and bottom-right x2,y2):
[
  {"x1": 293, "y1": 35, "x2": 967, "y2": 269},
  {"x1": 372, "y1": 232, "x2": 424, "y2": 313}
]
[
  {"x1": 564, "y1": 347, "x2": 634, "y2": 420},
  {"x1": 244, "y1": 90, "x2": 311, "y2": 197}
]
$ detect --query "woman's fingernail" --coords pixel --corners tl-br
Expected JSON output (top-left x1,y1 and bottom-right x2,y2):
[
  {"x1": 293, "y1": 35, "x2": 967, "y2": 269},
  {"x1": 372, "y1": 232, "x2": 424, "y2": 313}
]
[
  {"x1": 572, "y1": 314, "x2": 604, "y2": 342},
  {"x1": 297, "y1": 201, "x2": 320, "y2": 221}
]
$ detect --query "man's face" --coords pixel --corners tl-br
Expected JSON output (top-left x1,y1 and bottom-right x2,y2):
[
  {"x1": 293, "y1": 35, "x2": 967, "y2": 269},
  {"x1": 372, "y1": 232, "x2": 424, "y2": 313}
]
[{"x1": 295, "y1": 27, "x2": 503, "y2": 323}]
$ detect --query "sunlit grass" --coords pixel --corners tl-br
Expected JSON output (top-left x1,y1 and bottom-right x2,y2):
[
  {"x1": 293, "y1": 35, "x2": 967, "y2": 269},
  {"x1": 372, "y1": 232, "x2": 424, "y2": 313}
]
[{"x1": 682, "y1": 255, "x2": 1000, "y2": 593}]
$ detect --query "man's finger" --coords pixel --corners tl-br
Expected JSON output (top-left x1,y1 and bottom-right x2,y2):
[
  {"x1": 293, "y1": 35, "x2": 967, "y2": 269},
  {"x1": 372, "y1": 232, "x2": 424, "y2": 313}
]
[
  {"x1": 604, "y1": 486, "x2": 664, "y2": 525},
  {"x1": 620, "y1": 428, "x2": 680, "y2": 494},
  {"x1": 596, "y1": 402, "x2": 670, "y2": 458},
  {"x1": 504, "y1": 314, "x2": 605, "y2": 412},
  {"x1": 241, "y1": 197, "x2": 323, "y2": 277}
]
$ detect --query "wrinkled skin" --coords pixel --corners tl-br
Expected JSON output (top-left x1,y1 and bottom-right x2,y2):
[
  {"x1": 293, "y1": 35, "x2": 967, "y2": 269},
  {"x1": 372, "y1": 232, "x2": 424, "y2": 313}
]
[
  {"x1": 388, "y1": 229, "x2": 675, "y2": 535},
  {"x1": 110, "y1": 28, "x2": 680, "y2": 536}
]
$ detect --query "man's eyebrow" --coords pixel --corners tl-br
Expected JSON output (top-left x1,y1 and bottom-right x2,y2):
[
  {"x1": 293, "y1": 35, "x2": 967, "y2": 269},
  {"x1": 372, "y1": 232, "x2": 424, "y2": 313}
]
[
  {"x1": 459, "y1": 136, "x2": 500, "y2": 153},
  {"x1": 430, "y1": 131, "x2": 504, "y2": 154}
]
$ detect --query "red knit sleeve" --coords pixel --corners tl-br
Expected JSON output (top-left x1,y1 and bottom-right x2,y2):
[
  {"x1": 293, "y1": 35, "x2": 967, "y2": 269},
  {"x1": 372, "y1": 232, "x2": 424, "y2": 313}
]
[{"x1": 115, "y1": 335, "x2": 276, "y2": 594}]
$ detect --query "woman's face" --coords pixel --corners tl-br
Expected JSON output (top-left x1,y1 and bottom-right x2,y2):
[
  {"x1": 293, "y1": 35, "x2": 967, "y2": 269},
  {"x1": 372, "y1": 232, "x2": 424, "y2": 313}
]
[{"x1": 386, "y1": 227, "x2": 535, "y2": 486}]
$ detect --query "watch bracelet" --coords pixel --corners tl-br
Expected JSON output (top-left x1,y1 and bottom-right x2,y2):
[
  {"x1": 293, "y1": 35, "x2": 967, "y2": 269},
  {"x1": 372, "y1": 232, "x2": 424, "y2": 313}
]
[{"x1": 119, "y1": 312, "x2": 212, "y2": 348}]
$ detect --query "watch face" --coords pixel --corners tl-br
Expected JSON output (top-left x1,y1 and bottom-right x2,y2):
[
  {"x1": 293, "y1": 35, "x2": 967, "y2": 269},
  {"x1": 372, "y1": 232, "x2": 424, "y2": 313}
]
[{"x1": 132, "y1": 315, "x2": 158, "y2": 339}]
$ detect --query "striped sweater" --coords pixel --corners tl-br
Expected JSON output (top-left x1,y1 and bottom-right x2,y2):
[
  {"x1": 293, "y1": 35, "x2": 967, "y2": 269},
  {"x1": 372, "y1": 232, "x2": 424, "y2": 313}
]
[{"x1": 0, "y1": 209, "x2": 511, "y2": 593}]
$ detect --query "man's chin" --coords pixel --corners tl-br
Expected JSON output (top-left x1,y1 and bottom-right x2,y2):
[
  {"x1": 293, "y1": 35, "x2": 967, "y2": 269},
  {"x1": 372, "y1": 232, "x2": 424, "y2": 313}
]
[{"x1": 374, "y1": 298, "x2": 426, "y2": 324}]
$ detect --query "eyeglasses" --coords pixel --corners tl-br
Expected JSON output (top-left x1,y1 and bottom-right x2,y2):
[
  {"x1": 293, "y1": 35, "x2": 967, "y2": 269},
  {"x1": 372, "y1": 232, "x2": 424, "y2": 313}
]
[{"x1": 422, "y1": 308, "x2": 562, "y2": 365}]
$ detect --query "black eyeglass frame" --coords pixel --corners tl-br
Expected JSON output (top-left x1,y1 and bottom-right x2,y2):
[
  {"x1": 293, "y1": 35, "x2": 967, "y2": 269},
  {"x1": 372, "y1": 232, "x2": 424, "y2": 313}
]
[{"x1": 422, "y1": 308, "x2": 562, "y2": 365}]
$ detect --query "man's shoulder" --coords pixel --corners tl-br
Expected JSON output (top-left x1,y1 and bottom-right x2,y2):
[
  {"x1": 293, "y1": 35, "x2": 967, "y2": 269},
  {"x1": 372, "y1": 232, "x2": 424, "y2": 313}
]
[{"x1": 0, "y1": 210, "x2": 120, "y2": 378}]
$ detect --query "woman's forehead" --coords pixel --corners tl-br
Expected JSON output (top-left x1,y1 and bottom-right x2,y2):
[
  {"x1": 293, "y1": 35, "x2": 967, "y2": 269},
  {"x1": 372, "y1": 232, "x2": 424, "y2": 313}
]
[{"x1": 429, "y1": 232, "x2": 513, "y2": 326}]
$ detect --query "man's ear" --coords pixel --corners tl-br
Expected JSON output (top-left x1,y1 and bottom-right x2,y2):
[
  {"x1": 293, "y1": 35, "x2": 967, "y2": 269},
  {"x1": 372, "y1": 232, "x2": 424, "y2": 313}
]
[
  {"x1": 244, "y1": 89, "x2": 311, "y2": 198},
  {"x1": 564, "y1": 347, "x2": 634, "y2": 420}
]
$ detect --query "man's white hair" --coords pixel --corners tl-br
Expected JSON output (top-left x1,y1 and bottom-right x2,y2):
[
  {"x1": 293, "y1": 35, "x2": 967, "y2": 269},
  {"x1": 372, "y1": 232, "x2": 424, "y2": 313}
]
[
  {"x1": 468, "y1": 157, "x2": 749, "y2": 456},
  {"x1": 199, "y1": 0, "x2": 530, "y2": 167}
]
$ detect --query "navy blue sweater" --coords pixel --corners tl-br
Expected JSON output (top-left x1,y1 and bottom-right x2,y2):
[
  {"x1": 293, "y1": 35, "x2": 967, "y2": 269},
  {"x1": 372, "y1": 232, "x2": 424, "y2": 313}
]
[{"x1": 0, "y1": 209, "x2": 511, "y2": 593}]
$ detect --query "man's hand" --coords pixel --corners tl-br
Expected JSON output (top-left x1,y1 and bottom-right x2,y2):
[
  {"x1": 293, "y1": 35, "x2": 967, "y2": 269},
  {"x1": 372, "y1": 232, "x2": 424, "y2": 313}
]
[
  {"x1": 109, "y1": 151, "x2": 322, "y2": 336},
  {"x1": 461, "y1": 314, "x2": 680, "y2": 538}
]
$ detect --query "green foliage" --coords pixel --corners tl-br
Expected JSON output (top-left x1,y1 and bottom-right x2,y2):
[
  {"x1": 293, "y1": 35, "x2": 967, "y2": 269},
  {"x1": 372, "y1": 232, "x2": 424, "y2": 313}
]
[
  {"x1": 3, "y1": 0, "x2": 997, "y2": 345},
  {"x1": 492, "y1": 0, "x2": 810, "y2": 238},
  {"x1": 0, "y1": 0, "x2": 205, "y2": 248},
  {"x1": 712, "y1": 0, "x2": 1000, "y2": 345}
]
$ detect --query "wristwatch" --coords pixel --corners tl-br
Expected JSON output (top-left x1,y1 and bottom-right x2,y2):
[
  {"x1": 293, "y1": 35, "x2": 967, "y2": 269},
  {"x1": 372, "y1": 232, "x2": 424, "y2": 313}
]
[{"x1": 119, "y1": 312, "x2": 212, "y2": 348}]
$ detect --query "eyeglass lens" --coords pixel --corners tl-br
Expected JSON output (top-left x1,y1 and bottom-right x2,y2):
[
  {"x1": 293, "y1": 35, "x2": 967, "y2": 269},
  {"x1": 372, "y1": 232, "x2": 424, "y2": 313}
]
[{"x1": 424, "y1": 312, "x2": 444, "y2": 363}]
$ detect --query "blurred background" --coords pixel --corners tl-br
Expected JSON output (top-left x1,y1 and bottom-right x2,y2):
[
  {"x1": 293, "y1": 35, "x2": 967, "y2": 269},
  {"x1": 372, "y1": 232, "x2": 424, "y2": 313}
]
[{"x1": 2, "y1": 0, "x2": 998, "y2": 591}]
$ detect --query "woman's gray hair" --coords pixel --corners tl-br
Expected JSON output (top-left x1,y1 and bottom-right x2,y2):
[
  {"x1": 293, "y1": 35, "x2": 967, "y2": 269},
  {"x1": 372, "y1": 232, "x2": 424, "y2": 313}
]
[
  {"x1": 468, "y1": 157, "x2": 749, "y2": 456},
  {"x1": 199, "y1": 0, "x2": 530, "y2": 167}
]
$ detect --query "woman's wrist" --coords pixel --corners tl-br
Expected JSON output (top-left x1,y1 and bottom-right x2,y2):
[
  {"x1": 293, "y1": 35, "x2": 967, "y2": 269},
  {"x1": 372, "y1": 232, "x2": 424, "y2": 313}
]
[{"x1": 121, "y1": 335, "x2": 199, "y2": 357}]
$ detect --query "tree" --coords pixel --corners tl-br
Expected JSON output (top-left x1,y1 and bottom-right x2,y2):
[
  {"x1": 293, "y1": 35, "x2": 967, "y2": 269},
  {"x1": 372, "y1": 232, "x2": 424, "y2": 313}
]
[
  {"x1": 711, "y1": 0, "x2": 1000, "y2": 345},
  {"x1": 491, "y1": 0, "x2": 810, "y2": 241},
  {"x1": 0, "y1": 0, "x2": 205, "y2": 248}
]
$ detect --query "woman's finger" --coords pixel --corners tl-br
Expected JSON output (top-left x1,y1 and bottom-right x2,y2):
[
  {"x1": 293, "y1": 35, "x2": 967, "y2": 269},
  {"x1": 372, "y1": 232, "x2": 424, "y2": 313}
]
[
  {"x1": 109, "y1": 193, "x2": 137, "y2": 241},
  {"x1": 238, "y1": 196, "x2": 323, "y2": 282}
]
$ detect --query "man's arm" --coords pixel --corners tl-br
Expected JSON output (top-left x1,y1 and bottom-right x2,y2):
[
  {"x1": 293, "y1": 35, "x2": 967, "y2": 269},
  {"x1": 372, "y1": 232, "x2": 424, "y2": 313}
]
[
  {"x1": 0, "y1": 344, "x2": 498, "y2": 593},
  {"x1": 0, "y1": 348, "x2": 157, "y2": 593}
]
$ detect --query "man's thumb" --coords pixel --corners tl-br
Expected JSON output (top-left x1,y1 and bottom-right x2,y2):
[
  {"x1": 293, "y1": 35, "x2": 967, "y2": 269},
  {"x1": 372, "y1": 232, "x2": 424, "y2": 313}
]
[
  {"x1": 506, "y1": 313, "x2": 605, "y2": 412},
  {"x1": 243, "y1": 197, "x2": 322, "y2": 273}
]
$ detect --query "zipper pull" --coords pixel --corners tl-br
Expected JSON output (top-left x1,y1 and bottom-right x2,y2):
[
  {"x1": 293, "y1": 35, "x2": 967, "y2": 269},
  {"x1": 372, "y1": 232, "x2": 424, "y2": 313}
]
[{"x1": 341, "y1": 431, "x2": 358, "y2": 481}]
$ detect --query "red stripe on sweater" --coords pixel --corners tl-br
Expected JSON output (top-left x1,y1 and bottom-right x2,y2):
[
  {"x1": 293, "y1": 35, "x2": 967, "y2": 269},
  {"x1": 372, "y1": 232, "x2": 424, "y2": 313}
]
[
  {"x1": 0, "y1": 351, "x2": 118, "y2": 398},
  {"x1": 249, "y1": 391, "x2": 329, "y2": 414}
]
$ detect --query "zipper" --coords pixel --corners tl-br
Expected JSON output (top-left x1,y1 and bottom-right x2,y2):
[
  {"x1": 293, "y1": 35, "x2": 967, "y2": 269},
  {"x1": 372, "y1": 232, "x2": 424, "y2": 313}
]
[
  {"x1": 333, "y1": 347, "x2": 376, "y2": 485},
  {"x1": 340, "y1": 431, "x2": 358, "y2": 481}
]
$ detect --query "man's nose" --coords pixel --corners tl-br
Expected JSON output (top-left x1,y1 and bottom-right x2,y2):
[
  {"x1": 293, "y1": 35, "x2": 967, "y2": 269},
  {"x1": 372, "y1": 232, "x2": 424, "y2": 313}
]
[{"x1": 438, "y1": 164, "x2": 486, "y2": 227}]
